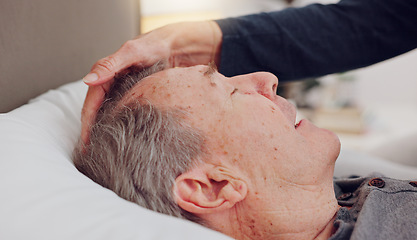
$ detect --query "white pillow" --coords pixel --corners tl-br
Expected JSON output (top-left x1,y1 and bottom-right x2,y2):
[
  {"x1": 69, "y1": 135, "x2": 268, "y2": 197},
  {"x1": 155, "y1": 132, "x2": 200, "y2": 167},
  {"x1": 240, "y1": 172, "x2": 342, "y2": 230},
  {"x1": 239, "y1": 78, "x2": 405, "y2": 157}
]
[{"x1": 0, "y1": 81, "x2": 230, "y2": 240}]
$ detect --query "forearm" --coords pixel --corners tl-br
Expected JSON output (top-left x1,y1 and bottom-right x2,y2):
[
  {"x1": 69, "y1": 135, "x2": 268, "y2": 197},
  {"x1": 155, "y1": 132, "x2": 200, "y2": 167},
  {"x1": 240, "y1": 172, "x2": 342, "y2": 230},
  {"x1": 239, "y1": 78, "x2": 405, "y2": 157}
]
[{"x1": 216, "y1": 0, "x2": 417, "y2": 81}]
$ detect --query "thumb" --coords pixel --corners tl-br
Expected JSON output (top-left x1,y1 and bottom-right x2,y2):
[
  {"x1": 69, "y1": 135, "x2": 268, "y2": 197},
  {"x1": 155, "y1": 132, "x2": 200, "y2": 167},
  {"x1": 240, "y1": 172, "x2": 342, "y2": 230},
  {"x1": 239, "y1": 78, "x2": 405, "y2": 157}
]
[
  {"x1": 83, "y1": 40, "x2": 142, "y2": 86},
  {"x1": 83, "y1": 55, "x2": 122, "y2": 86}
]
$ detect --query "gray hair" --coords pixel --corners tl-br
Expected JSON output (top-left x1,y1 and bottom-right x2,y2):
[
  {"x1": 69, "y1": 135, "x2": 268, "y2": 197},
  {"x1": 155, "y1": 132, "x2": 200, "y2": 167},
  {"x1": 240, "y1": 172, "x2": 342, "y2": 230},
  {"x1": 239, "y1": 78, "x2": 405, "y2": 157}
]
[{"x1": 73, "y1": 63, "x2": 206, "y2": 223}]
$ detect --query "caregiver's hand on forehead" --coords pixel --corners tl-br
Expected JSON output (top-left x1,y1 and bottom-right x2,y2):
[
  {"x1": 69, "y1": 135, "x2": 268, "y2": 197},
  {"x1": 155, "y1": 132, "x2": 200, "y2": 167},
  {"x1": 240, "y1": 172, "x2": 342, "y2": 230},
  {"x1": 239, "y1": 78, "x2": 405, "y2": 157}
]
[{"x1": 80, "y1": 21, "x2": 222, "y2": 144}]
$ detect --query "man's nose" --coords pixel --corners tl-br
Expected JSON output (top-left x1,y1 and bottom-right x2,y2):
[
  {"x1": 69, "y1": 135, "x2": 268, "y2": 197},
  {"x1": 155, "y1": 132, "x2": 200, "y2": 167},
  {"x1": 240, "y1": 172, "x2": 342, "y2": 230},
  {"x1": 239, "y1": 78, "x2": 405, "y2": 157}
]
[{"x1": 232, "y1": 72, "x2": 279, "y2": 99}]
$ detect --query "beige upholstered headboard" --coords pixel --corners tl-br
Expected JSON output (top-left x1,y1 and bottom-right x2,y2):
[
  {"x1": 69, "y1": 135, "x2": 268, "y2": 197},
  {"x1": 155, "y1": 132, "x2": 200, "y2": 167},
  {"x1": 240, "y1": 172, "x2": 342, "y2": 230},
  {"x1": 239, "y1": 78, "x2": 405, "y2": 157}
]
[{"x1": 0, "y1": 0, "x2": 140, "y2": 113}]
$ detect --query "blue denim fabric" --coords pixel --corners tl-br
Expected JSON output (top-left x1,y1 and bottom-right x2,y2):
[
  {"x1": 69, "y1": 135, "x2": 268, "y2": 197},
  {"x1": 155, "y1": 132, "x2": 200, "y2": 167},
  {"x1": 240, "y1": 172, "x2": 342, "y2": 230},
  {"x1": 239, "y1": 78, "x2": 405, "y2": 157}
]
[{"x1": 215, "y1": 0, "x2": 417, "y2": 81}]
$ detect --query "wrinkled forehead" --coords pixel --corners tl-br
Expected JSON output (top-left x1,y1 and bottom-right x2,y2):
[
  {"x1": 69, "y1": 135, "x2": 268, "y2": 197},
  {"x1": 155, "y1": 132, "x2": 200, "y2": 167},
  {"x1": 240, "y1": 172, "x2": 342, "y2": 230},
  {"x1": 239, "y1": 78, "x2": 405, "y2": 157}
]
[
  {"x1": 123, "y1": 65, "x2": 219, "y2": 107},
  {"x1": 121, "y1": 65, "x2": 232, "y2": 144}
]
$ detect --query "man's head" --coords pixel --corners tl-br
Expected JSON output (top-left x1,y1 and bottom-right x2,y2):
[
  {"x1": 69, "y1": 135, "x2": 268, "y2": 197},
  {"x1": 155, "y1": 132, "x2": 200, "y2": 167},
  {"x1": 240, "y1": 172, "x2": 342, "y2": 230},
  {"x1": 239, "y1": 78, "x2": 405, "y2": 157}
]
[
  {"x1": 74, "y1": 64, "x2": 341, "y2": 239},
  {"x1": 73, "y1": 63, "x2": 206, "y2": 223}
]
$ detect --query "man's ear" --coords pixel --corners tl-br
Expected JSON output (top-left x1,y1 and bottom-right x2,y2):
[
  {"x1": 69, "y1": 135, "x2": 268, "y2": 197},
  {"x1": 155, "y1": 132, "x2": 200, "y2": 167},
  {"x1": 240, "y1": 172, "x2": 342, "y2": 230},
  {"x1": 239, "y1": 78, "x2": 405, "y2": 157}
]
[{"x1": 174, "y1": 164, "x2": 247, "y2": 215}]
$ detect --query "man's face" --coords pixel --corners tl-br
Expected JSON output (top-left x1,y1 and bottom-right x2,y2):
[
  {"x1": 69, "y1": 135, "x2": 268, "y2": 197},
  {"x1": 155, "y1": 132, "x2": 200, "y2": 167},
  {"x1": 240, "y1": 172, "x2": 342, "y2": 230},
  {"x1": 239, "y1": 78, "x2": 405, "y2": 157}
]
[{"x1": 127, "y1": 65, "x2": 340, "y2": 201}]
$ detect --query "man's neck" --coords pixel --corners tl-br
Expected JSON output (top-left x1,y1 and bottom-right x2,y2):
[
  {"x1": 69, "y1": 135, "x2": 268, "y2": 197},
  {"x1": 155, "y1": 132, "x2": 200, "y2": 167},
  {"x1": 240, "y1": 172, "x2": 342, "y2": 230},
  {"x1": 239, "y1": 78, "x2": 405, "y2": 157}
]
[
  {"x1": 312, "y1": 209, "x2": 339, "y2": 240},
  {"x1": 229, "y1": 189, "x2": 340, "y2": 240}
]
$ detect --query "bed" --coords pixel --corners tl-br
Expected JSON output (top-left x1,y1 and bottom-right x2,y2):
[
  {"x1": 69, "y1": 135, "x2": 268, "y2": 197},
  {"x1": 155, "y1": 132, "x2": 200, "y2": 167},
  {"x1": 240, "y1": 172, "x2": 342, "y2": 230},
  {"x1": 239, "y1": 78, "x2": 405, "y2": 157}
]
[{"x1": 1, "y1": 1, "x2": 416, "y2": 239}]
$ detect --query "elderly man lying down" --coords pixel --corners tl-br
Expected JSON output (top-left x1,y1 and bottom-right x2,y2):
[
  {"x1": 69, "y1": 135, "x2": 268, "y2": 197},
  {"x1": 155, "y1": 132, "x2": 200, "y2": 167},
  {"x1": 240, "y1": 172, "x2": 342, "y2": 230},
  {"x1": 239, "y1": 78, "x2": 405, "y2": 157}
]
[{"x1": 73, "y1": 63, "x2": 417, "y2": 240}]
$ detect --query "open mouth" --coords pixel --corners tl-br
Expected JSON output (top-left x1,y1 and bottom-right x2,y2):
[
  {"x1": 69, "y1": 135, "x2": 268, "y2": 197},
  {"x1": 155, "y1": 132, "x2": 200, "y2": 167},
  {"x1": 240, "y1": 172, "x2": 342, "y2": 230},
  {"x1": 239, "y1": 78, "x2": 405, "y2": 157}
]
[{"x1": 295, "y1": 119, "x2": 302, "y2": 129}]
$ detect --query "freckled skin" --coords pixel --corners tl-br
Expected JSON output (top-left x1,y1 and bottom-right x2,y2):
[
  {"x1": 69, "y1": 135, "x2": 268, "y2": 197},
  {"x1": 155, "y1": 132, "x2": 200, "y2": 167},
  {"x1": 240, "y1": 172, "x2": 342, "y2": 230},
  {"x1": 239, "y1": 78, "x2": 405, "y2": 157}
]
[{"x1": 125, "y1": 65, "x2": 341, "y2": 240}]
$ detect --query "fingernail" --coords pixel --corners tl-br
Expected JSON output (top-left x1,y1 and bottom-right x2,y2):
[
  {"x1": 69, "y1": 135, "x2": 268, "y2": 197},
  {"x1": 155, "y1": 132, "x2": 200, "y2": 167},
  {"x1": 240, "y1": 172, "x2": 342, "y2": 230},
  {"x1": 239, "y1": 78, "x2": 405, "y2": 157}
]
[{"x1": 83, "y1": 73, "x2": 98, "y2": 83}]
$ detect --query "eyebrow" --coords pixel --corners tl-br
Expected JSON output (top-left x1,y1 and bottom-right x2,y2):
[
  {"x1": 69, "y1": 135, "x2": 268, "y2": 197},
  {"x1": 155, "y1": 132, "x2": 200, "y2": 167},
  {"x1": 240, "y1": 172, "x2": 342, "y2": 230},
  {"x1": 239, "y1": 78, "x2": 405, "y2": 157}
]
[{"x1": 203, "y1": 62, "x2": 218, "y2": 86}]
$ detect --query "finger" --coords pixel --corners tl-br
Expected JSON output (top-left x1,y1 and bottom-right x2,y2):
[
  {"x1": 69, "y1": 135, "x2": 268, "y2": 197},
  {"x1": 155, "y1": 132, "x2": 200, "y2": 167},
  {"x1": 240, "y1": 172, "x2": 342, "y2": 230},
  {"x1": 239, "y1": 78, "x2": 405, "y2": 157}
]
[
  {"x1": 82, "y1": 40, "x2": 145, "y2": 86},
  {"x1": 80, "y1": 85, "x2": 107, "y2": 145}
]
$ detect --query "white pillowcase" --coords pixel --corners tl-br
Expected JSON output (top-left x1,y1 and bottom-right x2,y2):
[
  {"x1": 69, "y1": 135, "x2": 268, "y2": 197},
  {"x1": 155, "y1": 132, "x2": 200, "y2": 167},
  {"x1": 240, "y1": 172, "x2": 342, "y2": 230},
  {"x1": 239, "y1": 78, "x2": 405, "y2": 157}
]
[{"x1": 0, "y1": 81, "x2": 230, "y2": 240}]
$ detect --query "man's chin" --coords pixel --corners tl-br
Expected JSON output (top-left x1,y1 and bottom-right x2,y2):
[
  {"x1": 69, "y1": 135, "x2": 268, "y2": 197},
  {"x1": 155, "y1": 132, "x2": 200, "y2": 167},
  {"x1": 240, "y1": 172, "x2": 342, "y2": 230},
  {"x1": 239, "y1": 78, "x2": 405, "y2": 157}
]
[{"x1": 331, "y1": 137, "x2": 342, "y2": 163}]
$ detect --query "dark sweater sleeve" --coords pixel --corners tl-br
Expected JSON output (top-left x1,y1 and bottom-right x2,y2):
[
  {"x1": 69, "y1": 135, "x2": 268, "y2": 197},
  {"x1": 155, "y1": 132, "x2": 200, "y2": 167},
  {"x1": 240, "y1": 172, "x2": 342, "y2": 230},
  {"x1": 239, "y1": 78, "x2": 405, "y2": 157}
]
[{"x1": 215, "y1": 0, "x2": 417, "y2": 81}]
